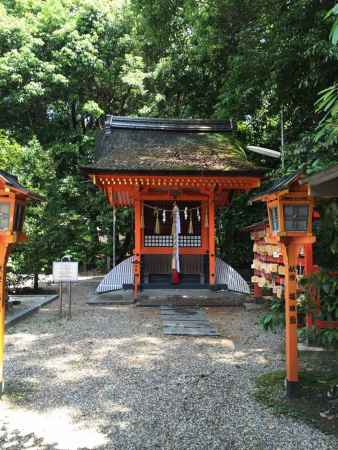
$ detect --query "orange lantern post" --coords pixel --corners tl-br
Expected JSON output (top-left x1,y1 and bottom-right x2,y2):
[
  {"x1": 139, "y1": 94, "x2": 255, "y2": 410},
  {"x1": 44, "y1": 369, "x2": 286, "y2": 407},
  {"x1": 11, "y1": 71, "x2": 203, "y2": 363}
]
[
  {"x1": 0, "y1": 171, "x2": 41, "y2": 393},
  {"x1": 252, "y1": 174, "x2": 315, "y2": 398}
]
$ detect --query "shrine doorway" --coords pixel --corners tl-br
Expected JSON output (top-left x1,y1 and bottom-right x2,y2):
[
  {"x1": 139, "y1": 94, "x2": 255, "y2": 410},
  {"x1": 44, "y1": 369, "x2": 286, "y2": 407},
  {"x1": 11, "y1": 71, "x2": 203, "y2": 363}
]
[{"x1": 142, "y1": 201, "x2": 206, "y2": 288}]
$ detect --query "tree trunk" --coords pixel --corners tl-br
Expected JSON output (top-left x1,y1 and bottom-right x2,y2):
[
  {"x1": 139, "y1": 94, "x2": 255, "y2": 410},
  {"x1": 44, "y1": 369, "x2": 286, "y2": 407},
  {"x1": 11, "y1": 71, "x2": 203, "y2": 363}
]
[{"x1": 33, "y1": 273, "x2": 39, "y2": 291}]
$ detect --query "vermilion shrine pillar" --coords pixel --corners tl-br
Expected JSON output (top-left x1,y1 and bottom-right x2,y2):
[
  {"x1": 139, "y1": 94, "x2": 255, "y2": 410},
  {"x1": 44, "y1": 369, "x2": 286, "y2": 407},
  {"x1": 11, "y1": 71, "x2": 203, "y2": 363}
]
[
  {"x1": 281, "y1": 241, "x2": 301, "y2": 390},
  {"x1": 133, "y1": 197, "x2": 142, "y2": 298},
  {"x1": 0, "y1": 240, "x2": 10, "y2": 390},
  {"x1": 208, "y1": 191, "x2": 216, "y2": 286}
]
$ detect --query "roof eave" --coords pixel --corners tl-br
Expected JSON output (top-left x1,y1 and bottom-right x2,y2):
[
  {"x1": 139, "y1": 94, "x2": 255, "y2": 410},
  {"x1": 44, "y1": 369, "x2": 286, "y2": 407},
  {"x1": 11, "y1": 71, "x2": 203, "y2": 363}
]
[
  {"x1": 0, "y1": 172, "x2": 43, "y2": 202},
  {"x1": 302, "y1": 164, "x2": 338, "y2": 186},
  {"x1": 250, "y1": 172, "x2": 302, "y2": 203},
  {"x1": 80, "y1": 165, "x2": 265, "y2": 178}
]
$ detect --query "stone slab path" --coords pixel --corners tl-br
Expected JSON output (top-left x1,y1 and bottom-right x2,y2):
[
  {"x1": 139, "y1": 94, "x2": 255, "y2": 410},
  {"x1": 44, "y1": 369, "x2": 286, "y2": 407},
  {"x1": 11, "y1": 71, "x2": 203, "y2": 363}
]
[
  {"x1": 6, "y1": 294, "x2": 58, "y2": 328},
  {"x1": 160, "y1": 305, "x2": 219, "y2": 336}
]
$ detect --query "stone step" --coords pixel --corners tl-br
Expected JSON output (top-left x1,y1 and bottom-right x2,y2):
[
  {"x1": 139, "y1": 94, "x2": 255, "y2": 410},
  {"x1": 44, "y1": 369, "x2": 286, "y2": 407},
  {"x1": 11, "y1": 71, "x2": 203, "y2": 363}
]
[
  {"x1": 160, "y1": 305, "x2": 220, "y2": 336},
  {"x1": 87, "y1": 292, "x2": 134, "y2": 305},
  {"x1": 137, "y1": 290, "x2": 248, "y2": 307}
]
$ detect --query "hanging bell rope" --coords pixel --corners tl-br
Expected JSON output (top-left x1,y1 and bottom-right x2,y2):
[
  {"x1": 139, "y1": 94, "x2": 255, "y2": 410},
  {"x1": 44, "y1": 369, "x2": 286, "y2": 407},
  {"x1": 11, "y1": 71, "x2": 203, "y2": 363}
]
[
  {"x1": 171, "y1": 208, "x2": 176, "y2": 236},
  {"x1": 205, "y1": 209, "x2": 209, "y2": 228},
  {"x1": 144, "y1": 203, "x2": 200, "y2": 214},
  {"x1": 188, "y1": 212, "x2": 194, "y2": 234},
  {"x1": 154, "y1": 208, "x2": 160, "y2": 234}
]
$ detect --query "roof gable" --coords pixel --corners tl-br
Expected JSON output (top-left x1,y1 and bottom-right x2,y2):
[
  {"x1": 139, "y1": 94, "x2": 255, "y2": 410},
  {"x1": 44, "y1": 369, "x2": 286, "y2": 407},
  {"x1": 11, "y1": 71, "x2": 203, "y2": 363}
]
[{"x1": 87, "y1": 116, "x2": 263, "y2": 175}]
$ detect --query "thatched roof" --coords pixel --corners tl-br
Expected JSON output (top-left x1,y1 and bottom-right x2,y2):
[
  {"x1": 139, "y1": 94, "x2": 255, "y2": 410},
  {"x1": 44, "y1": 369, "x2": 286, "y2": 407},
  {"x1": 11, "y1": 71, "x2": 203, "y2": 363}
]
[{"x1": 84, "y1": 116, "x2": 263, "y2": 175}]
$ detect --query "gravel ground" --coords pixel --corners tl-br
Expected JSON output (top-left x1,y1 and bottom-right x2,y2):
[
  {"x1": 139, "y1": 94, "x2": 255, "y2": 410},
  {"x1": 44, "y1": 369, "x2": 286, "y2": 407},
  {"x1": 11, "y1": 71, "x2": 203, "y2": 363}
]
[{"x1": 1, "y1": 280, "x2": 337, "y2": 450}]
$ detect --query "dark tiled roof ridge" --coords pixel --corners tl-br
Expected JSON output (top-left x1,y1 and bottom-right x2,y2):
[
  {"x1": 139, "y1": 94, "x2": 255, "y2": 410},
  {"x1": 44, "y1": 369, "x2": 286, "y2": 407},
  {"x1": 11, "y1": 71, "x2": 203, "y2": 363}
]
[{"x1": 105, "y1": 115, "x2": 233, "y2": 132}]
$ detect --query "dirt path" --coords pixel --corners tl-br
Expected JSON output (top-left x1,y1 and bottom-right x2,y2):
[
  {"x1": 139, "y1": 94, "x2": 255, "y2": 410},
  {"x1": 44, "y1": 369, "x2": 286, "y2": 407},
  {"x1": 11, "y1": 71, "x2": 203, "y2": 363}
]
[{"x1": 1, "y1": 280, "x2": 337, "y2": 450}]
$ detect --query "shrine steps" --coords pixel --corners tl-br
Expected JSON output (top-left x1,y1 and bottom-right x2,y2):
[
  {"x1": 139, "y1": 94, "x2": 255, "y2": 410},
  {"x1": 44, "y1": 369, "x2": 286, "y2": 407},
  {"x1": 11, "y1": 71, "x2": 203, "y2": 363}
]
[
  {"x1": 87, "y1": 288, "x2": 250, "y2": 307},
  {"x1": 136, "y1": 289, "x2": 249, "y2": 307},
  {"x1": 141, "y1": 282, "x2": 218, "y2": 290},
  {"x1": 96, "y1": 257, "x2": 251, "y2": 296}
]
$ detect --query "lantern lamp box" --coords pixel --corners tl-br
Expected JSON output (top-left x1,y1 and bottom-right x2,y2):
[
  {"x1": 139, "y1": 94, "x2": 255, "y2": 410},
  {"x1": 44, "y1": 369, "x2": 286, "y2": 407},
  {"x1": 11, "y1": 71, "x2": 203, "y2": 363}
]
[
  {"x1": 53, "y1": 262, "x2": 79, "y2": 282},
  {"x1": 251, "y1": 172, "x2": 314, "y2": 240}
]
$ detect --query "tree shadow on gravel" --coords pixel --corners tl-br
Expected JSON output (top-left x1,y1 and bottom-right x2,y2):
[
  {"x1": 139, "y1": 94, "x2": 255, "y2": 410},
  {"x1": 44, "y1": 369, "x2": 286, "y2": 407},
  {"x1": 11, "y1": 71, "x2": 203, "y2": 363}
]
[
  {"x1": 3, "y1": 299, "x2": 319, "y2": 450},
  {"x1": 0, "y1": 422, "x2": 58, "y2": 450}
]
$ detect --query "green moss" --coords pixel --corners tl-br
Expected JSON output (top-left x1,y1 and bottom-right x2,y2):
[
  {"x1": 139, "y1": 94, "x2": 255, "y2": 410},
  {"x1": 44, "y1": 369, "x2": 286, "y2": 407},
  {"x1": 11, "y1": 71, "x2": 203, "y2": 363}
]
[
  {"x1": 2, "y1": 380, "x2": 37, "y2": 404},
  {"x1": 255, "y1": 369, "x2": 338, "y2": 436}
]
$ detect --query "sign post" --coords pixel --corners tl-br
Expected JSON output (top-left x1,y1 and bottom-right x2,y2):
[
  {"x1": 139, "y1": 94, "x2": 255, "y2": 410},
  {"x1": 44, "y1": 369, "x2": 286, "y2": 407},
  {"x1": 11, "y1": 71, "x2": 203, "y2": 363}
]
[{"x1": 53, "y1": 260, "x2": 78, "y2": 319}]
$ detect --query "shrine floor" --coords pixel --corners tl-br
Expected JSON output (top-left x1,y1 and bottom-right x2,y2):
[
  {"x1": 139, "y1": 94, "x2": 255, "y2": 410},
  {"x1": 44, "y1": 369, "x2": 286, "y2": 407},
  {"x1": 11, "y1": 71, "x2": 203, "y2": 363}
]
[
  {"x1": 87, "y1": 288, "x2": 248, "y2": 307},
  {"x1": 1, "y1": 278, "x2": 337, "y2": 450}
]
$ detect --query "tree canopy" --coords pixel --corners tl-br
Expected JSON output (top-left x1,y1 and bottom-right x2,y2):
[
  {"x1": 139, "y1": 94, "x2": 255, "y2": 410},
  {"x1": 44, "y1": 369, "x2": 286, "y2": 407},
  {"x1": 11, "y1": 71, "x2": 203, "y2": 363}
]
[{"x1": 0, "y1": 0, "x2": 337, "y2": 282}]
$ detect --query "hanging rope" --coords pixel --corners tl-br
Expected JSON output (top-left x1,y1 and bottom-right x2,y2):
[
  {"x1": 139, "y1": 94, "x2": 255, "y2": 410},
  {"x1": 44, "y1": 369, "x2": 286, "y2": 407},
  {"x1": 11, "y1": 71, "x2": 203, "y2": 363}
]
[
  {"x1": 154, "y1": 208, "x2": 160, "y2": 234},
  {"x1": 188, "y1": 212, "x2": 194, "y2": 234},
  {"x1": 143, "y1": 203, "x2": 200, "y2": 214},
  {"x1": 143, "y1": 202, "x2": 205, "y2": 234},
  {"x1": 171, "y1": 203, "x2": 181, "y2": 278},
  {"x1": 205, "y1": 208, "x2": 209, "y2": 228}
]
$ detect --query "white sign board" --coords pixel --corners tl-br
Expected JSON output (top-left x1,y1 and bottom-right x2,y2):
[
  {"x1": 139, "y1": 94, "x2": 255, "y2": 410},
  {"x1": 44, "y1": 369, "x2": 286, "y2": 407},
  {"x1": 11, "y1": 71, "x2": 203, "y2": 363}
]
[{"x1": 53, "y1": 262, "x2": 78, "y2": 282}]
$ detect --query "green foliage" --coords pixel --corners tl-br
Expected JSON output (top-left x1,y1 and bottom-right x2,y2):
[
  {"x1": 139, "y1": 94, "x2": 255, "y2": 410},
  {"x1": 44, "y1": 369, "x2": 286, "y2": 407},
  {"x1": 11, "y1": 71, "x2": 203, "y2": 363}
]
[
  {"x1": 300, "y1": 271, "x2": 338, "y2": 322},
  {"x1": 215, "y1": 0, "x2": 338, "y2": 145},
  {"x1": 315, "y1": 6, "x2": 338, "y2": 145},
  {"x1": 314, "y1": 201, "x2": 338, "y2": 268},
  {"x1": 297, "y1": 271, "x2": 338, "y2": 349},
  {"x1": 299, "y1": 326, "x2": 338, "y2": 348},
  {"x1": 255, "y1": 369, "x2": 338, "y2": 436},
  {"x1": 260, "y1": 297, "x2": 285, "y2": 332},
  {"x1": 0, "y1": 0, "x2": 337, "y2": 286},
  {"x1": 217, "y1": 192, "x2": 264, "y2": 268}
]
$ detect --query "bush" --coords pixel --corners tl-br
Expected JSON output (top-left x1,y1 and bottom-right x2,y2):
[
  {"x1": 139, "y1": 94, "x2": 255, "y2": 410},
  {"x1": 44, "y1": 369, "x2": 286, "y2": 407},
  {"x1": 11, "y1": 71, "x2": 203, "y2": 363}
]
[{"x1": 260, "y1": 297, "x2": 285, "y2": 332}]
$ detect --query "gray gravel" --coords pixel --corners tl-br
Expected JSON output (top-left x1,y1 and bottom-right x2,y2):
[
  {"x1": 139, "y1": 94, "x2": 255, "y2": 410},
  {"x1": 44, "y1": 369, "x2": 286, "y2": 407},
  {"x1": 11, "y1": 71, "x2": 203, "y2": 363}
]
[{"x1": 1, "y1": 279, "x2": 337, "y2": 450}]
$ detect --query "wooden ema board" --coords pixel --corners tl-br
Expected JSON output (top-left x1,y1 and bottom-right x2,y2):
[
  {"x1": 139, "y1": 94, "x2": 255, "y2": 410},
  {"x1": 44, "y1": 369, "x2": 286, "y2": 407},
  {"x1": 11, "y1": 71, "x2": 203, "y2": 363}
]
[
  {"x1": 250, "y1": 224, "x2": 314, "y2": 300},
  {"x1": 250, "y1": 225, "x2": 286, "y2": 298}
]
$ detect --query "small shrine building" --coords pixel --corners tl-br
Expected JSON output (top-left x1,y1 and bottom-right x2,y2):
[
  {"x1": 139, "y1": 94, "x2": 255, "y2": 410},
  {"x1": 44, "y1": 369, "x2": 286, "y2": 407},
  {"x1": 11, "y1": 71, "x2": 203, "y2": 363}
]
[{"x1": 83, "y1": 116, "x2": 263, "y2": 297}]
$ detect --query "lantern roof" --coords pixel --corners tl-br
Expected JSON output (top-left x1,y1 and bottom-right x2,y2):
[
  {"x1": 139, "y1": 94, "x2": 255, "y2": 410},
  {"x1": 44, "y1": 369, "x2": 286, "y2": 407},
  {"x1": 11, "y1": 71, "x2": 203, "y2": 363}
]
[
  {"x1": 0, "y1": 170, "x2": 42, "y2": 202},
  {"x1": 82, "y1": 116, "x2": 264, "y2": 175},
  {"x1": 250, "y1": 172, "x2": 302, "y2": 203},
  {"x1": 242, "y1": 219, "x2": 268, "y2": 232}
]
